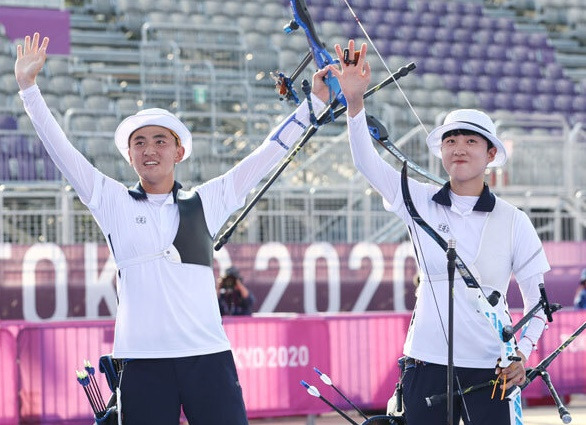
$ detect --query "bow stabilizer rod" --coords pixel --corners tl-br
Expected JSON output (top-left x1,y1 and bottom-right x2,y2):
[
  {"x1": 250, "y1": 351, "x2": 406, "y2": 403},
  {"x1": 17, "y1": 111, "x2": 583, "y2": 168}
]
[{"x1": 214, "y1": 64, "x2": 416, "y2": 250}]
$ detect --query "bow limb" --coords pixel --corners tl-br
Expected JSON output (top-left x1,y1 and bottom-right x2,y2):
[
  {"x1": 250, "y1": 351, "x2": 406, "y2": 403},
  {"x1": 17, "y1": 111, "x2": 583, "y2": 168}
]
[
  {"x1": 400, "y1": 161, "x2": 519, "y2": 371},
  {"x1": 282, "y1": 0, "x2": 346, "y2": 107},
  {"x1": 365, "y1": 115, "x2": 445, "y2": 185}
]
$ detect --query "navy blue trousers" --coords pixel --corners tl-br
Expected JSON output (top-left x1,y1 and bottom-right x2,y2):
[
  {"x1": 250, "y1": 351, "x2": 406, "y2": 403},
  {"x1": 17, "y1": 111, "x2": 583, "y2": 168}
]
[
  {"x1": 119, "y1": 350, "x2": 248, "y2": 425},
  {"x1": 401, "y1": 360, "x2": 516, "y2": 425}
]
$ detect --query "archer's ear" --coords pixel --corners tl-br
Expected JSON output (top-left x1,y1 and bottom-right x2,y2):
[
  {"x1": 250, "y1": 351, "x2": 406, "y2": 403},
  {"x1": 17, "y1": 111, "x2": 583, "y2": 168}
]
[
  {"x1": 487, "y1": 146, "x2": 497, "y2": 163},
  {"x1": 175, "y1": 145, "x2": 185, "y2": 163}
]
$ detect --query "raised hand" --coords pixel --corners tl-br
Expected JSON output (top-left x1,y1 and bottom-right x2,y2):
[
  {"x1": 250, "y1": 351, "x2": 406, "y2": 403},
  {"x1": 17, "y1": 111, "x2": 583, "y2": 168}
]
[
  {"x1": 328, "y1": 40, "x2": 370, "y2": 118},
  {"x1": 14, "y1": 32, "x2": 49, "y2": 91},
  {"x1": 311, "y1": 67, "x2": 332, "y2": 105}
]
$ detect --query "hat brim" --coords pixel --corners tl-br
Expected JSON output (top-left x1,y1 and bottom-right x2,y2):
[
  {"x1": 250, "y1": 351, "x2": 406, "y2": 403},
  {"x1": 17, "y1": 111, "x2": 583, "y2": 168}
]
[
  {"x1": 426, "y1": 122, "x2": 507, "y2": 168},
  {"x1": 114, "y1": 114, "x2": 192, "y2": 163}
]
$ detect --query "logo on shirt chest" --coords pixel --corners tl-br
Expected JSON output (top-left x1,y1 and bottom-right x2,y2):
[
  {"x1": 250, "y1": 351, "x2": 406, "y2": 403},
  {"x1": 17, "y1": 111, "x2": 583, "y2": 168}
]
[
  {"x1": 135, "y1": 215, "x2": 147, "y2": 224},
  {"x1": 437, "y1": 223, "x2": 450, "y2": 233}
]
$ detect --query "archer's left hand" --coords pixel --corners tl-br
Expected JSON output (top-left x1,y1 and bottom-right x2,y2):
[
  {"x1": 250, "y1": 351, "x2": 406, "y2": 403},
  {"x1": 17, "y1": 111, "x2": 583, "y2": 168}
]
[
  {"x1": 311, "y1": 67, "x2": 332, "y2": 105},
  {"x1": 328, "y1": 40, "x2": 370, "y2": 118},
  {"x1": 496, "y1": 350, "x2": 527, "y2": 390}
]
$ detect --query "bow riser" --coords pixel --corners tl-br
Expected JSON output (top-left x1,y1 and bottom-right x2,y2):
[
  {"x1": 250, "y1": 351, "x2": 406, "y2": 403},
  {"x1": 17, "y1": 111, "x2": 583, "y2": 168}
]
[{"x1": 286, "y1": 0, "x2": 346, "y2": 106}]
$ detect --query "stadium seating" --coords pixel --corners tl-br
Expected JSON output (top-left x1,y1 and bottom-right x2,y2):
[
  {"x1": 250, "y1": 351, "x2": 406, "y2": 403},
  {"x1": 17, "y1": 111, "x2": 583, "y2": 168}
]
[{"x1": 0, "y1": 0, "x2": 584, "y2": 238}]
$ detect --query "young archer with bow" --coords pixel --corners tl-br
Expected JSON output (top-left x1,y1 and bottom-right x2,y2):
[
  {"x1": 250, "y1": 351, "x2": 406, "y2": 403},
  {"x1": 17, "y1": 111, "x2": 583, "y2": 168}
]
[
  {"x1": 15, "y1": 33, "x2": 333, "y2": 425},
  {"x1": 323, "y1": 40, "x2": 551, "y2": 425}
]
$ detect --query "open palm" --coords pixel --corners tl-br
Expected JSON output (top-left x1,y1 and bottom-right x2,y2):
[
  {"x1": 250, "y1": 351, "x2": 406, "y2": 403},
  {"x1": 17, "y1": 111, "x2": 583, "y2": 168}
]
[{"x1": 15, "y1": 33, "x2": 49, "y2": 90}]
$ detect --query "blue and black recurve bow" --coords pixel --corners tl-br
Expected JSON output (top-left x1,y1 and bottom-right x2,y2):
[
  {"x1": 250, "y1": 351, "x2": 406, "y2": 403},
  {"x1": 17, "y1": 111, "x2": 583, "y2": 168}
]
[{"x1": 214, "y1": 0, "x2": 420, "y2": 250}]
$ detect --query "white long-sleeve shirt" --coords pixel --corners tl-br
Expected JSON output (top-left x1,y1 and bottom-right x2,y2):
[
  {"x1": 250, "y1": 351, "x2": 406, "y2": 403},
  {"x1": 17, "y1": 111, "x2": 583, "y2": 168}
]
[
  {"x1": 21, "y1": 84, "x2": 326, "y2": 358},
  {"x1": 347, "y1": 109, "x2": 550, "y2": 367}
]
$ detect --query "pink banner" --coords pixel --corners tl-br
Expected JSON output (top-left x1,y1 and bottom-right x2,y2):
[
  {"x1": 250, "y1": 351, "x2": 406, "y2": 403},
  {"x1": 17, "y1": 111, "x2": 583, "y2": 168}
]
[
  {"x1": 0, "y1": 328, "x2": 17, "y2": 425},
  {"x1": 1, "y1": 311, "x2": 584, "y2": 424},
  {"x1": 224, "y1": 316, "x2": 331, "y2": 417},
  {"x1": 1, "y1": 242, "x2": 585, "y2": 320}
]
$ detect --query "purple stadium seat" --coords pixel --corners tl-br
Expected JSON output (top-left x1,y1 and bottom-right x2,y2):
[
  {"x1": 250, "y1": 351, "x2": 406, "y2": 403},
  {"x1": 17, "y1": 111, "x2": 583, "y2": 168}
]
[
  {"x1": 22, "y1": 156, "x2": 38, "y2": 181},
  {"x1": 429, "y1": 42, "x2": 451, "y2": 58},
  {"x1": 31, "y1": 138, "x2": 47, "y2": 158},
  {"x1": 0, "y1": 154, "x2": 10, "y2": 180},
  {"x1": 420, "y1": 57, "x2": 443, "y2": 74},
  {"x1": 397, "y1": 25, "x2": 417, "y2": 41},
  {"x1": 373, "y1": 25, "x2": 395, "y2": 40},
  {"x1": 322, "y1": 6, "x2": 345, "y2": 21},
  {"x1": 477, "y1": 16, "x2": 497, "y2": 30},
  {"x1": 426, "y1": 1, "x2": 447, "y2": 15},
  {"x1": 520, "y1": 62, "x2": 543, "y2": 78},
  {"x1": 569, "y1": 113, "x2": 586, "y2": 126},
  {"x1": 513, "y1": 93, "x2": 534, "y2": 112},
  {"x1": 383, "y1": 10, "x2": 406, "y2": 27},
  {"x1": 387, "y1": 40, "x2": 410, "y2": 57},
  {"x1": 478, "y1": 92, "x2": 496, "y2": 111},
  {"x1": 493, "y1": 30, "x2": 513, "y2": 46},
  {"x1": 533, "y1": 94, "x2": 556, "y2": 112},
  {"x1": 555, "y1": 79, "x2": 576, "y2": 95},
  {"x1": 409, "y1": 41, "x2": 429, "y2": 57},
  {"x1": 433, "y1": 27, "x2": 454, "y2": 43},
  {"x1": 497, "y1": 76, "x2": 518, "y2": 93},
  {"x1": 450, "y1": 42, "x2": 469, "y2": 59},
  {"x1": 362, "y1": 9, "x2": 386, "y2": 25},
  {"x1": 487, "y1": 45, "x2": 508, "y2": 61},
  {"x1": 38, "y1": 156, "x2": 60, "y2": 180},
  {"x1": 442, "y1": 58, "x2": 462, "y2": 75},
  {"x1": 442, "y1": 14, "x2": 460, "y2": 29},
  {"x1": 537, "y1": 79, "x2": 557, "y2": 94},
  {"x1": 387, "y1": 0, "x2": 409, "y2": 11},
  {"x1": 468, "y1": 45, "x2": 488, "y2": 60},
  {"x1": 511, "y1": 32, "x2": 530, "y2": 46},
  {"x1": 477, "y1": 76, "x2": 498, "y2": 93},
  {"x1": 502, "y1": 61, "x2": 522, "y2": 77},
  {"x1": 544, "y1": 63, "x2": 564, "y2": 79},
  {"x1": 442, "y1": 74, "x2": 460, "y2": 91},
  {"x1": 513, "y1": 46, "x2": 538, "y2": 62},
  {"x1": 459, "y1": 75, "x2": 478, "y2": 91},
  {"x1": 416, "y1": 27, "x2": 436, "y2": 42},
  {"x1": 419, "y1": 12, "x2": 440, "y2": 27},
  {"x1": 528, "y1": 33, "x2": 549, "y2": 49},
  {"x1": 371, "y1": 0, "x2": 404, "y2": 10},
  {"x1": 461, "y1": 2, "x2": 483, "y2": 15},
  {"x1": 494, "y1": 93, "x2": 515, "y2": 110},
  {"x1": 402, "y1": 12, "x2": 422, "y2": 26},
  {"x1": 537, "y1": 48, "x2": 556, "y2": 63},
  {"x1": 518, "y1": 77, "x2": 539, "y2": 94},
  {"x1": 347, "y1": 0, "x2": 368, "y2": 10},
  {"x1": 411, "y1": 0, "x2": 428, "y2": 13},
  {"x1": 554, "y1": 95, "x2": 575, "y2": 113},
  {"x1": 308, "y1": 5, "x2": 325, "y2": 21},
  {"x1": 462, "y1": 59, "x2": 485, "y2": 76},
  {"x1": 495, "y1": 18, "x2": 515, "y2": 31},
  {"x1": 340, "y1": 21, "x2": 360, "y2": 38},
  {"x1": 0, "y1": 113, "x2": 17, "y2": 130},
  {"x1": 453, "y1": 28, "x2": 474, "y2": 44},
  {"x1": 485, "y1": 60, "x2": 505, "y2": 77},
  {"x1": 573, "y1": 96, "x2": 586, "y2": 112},
  {"x1": 474, "y1": 30, "x2": 494, "y2": 45},
  {"x1": 445, "y1": 1, "x2": 466, "y2": 15},
  {"x1": 1, "y1": 134, "x2": 31, "y2": 156}
]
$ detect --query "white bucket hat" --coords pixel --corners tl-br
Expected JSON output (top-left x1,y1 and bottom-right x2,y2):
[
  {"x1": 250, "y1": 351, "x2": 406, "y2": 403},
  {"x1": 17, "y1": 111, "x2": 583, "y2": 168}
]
[
  {"x1": 426, "y1": 109, "x2": 507, "y2": 168},
  {"x1": 114, "y1": 108, "x2": 192, "y2": 163}
]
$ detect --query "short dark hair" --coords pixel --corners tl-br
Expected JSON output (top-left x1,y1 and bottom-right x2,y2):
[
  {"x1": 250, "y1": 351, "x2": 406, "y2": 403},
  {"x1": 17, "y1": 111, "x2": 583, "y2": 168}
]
[{"x1": 441, "y1": 129, "x2": 494, "y2": 150}]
